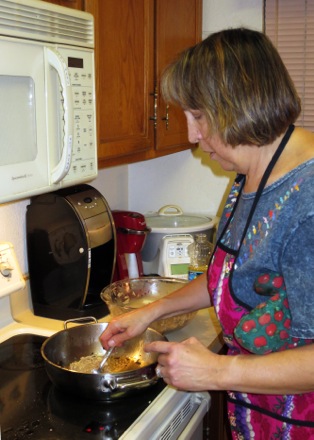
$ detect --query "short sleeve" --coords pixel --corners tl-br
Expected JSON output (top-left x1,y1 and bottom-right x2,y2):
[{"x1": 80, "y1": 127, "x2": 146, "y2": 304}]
[{"x1": 282, "y1": 213, "x2": 314, "y2": 338}]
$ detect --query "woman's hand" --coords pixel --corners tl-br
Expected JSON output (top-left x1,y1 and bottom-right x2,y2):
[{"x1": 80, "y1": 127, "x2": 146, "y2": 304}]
[
  {"x1": 100, "y1": 308, "x2": 153, "y2": 349},
  {"x1": 100, "y1": 274, "x2": 210, "y2": 350},
  {"x1": 146, "y1": 337, "x2": 219, "y2": 391},
  {"x1": 146, "y1": 339, "x2": 314, "y2": 395}
]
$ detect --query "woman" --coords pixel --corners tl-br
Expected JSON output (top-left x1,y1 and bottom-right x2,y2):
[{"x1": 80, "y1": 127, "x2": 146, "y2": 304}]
[{"x1": 101, "y1": 28, "x2": 314, "y2": 438}]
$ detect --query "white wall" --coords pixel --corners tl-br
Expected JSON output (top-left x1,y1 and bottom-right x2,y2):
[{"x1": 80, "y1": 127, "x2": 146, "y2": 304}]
[
  {"x1": 128, "y1": 148, "x2": 233, "y2": 217},
  {"x1": 202, "y1": 0, "x2": 263, "y2": 35},
  {"x1": 92, "y1": 164, "x2": 129, "y2": 210},
  {"x1": 0, "y1": 0, "x2": 263, "y2": 276}
]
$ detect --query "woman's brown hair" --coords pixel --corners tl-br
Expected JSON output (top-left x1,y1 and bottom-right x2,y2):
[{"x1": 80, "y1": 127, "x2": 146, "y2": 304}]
[{"x1": 161, "y1": 28, "x2": 301, "y2": 147}]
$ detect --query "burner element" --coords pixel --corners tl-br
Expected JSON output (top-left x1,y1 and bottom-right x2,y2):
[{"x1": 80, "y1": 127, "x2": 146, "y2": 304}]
[{"x1": 0, "y1": 334, "x2": 45, "y2": 370}]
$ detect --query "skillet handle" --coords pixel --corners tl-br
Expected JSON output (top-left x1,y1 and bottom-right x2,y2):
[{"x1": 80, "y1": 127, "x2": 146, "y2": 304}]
[
  {"x1": 103, "y1": 375, "x2": 159, "y2": 391},
  {"x1": 63, "y1": 316, "x2": 98, "y2": 329},
  {"x1": 117, "y1": 376, "x2": 159, "y2": 390}
]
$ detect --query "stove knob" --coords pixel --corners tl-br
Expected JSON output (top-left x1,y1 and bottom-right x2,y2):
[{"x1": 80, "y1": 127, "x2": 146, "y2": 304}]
[{"x1": 0, "y1": 263, "x2": 13, "y2": 277}]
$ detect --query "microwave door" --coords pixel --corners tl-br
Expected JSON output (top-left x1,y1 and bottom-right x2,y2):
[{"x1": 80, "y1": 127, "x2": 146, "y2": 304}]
[
  {"x1": 0, "y1": 38, "x2": 52, "y2": 203},
  {"x1": 45, "y1": 47, "x2": 74, "y2": 184}
]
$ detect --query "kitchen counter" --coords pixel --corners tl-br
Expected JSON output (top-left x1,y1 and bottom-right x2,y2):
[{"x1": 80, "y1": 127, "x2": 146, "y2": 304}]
[
  {"x1": 166, "y1": 307, "x2": 223, "y2": 353},
  {"x1": 2, "y1": 284, "x2": 223, "y2": 347},
  {"x1": 0, "y1": 281, "x2": 224, "y2": 349},
  {"x1": 0, "y1": 294, "x2": 223, "y2": 351}
]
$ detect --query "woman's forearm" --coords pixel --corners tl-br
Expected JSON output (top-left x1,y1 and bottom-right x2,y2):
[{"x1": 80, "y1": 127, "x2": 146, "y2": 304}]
[
  {"x1": 216, "y1": 344, "x2": 314, "y2": 395},
  {"x1": 145, "y1": 273, "x2": 211, "y2": 322}
]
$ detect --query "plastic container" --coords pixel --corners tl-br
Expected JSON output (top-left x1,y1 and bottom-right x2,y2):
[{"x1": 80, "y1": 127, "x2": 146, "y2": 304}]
[{"x1": 188, "y1": 233, "x2": 213, "y2": 281}]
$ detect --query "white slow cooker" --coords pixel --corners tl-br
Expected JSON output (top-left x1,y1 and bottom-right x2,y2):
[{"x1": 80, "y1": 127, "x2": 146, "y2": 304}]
[{"x1": 141, "y1": 205, "x2": 217, "y2": 277}]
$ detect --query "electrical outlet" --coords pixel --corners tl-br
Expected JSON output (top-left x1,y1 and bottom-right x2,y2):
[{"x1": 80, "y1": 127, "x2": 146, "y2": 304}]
[{"x1": 0, "y1": 242, "x2": 25, "y2": 298}]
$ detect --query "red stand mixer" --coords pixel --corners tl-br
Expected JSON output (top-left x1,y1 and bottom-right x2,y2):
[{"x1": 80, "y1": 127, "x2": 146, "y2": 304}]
[{"x1": 112, "y1": 210, "x2": 151, "y2": 281}]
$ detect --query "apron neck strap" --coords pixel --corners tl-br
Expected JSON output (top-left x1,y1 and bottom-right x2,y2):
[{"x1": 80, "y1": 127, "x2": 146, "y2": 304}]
[
  {"x1": 255, "y1": 124, "x2": 295, "y2": 197},
  {"x1": 239, "y1": 124, "x2": 295, "y2": 244}
]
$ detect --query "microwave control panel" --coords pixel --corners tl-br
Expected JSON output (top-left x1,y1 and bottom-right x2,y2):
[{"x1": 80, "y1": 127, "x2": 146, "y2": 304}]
[
  {"x1": 0, "y1": 242, "x2": 25, "y2": 298},
  {"x1": 57, "y1": 46, "x2": 97, "y2": 185},
  {"x1": 158, "y1": 235, "x2": 194, "y2": 280}
]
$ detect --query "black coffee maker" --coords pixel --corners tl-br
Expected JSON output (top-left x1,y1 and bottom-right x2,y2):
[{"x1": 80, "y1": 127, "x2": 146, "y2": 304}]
[{"x1": 26, "y1": 184, "x2": 116, "y2": 320}]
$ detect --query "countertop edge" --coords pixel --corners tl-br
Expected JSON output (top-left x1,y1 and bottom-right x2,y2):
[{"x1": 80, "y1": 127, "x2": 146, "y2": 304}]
[{"x1": 166, "y1": 306, "x2": 223, "y2": 353}]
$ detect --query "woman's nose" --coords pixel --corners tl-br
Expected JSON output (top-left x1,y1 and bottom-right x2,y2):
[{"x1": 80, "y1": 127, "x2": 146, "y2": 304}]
[{"x1": 187, "y1": 122, "x2": 201, "y2": 144}]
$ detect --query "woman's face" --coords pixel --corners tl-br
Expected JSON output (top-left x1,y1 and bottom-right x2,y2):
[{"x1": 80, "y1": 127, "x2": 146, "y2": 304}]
[{"x1": 184, "y1": 109, "x2": 240, "y2": 172}]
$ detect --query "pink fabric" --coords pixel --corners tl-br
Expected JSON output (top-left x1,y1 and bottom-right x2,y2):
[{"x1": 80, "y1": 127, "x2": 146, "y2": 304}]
[{"x1": 208, "y1": 246, "x2": 314, "y2": 439}]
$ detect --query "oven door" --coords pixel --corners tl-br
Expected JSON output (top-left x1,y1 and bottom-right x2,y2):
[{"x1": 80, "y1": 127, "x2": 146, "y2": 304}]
[{"x1": 120, "y1": 386, "x2": 210, "y2": 440}]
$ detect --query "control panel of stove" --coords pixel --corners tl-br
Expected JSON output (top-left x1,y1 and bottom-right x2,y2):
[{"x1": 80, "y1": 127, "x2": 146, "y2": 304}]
[{"x1": 0, "y1": 241, "x2": 25, "y2": 298}]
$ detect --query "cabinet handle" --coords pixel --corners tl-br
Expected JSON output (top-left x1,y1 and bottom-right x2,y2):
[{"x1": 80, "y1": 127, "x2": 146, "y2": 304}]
[
  {"x1": 161, "y1": 104, "x2": 169, "y2": 130},
  {"x1": 149, "y1": 86, "x2": 158, "y2": 128}
]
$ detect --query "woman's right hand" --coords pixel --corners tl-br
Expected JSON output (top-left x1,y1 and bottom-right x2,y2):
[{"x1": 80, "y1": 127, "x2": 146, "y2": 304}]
[
  {"x1": 100, "y1": 273, "x2": 210, "y2": 349},
  {"x1": 99, "y1": 308, "x2": 153, "y2": 349}
]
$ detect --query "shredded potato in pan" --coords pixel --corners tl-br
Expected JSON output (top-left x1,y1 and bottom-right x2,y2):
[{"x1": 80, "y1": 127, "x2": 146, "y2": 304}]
[{"x1": 68, "y1": 353, "x2": 142, "y2": 374}]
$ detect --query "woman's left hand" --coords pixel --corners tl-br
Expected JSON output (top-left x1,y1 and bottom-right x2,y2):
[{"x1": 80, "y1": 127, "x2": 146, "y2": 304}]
[
  {"x1": 147, "y1": 337, "x2": 314, "y2": 395},
  {"x1": 145, "y1": 337, "x2": 215, "y2": 391}
]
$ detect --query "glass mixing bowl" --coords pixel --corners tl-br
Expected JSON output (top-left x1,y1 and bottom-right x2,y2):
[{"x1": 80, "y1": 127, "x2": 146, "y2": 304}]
[{"x1": 101, "y1": 277, "x2": 197, "y2": 333}]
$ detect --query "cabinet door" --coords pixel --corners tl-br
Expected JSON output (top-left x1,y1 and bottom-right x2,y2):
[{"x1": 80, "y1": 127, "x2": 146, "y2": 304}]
[
  {"x1": 155, "y1": 0, "x2": 202, "y2": 151},
  {"x1": 85, "y1": 0, "x2": 155, "y2": 165}
]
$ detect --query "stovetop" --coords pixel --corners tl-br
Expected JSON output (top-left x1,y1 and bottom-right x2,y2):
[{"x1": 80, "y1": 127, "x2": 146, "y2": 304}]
[{"x1": 0, "y1": 333, "x2": 165, "y2": 440}]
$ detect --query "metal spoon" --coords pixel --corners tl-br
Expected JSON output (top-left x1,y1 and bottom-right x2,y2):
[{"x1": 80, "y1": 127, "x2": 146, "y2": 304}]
[{"x1": 92, "y1": 347, "x2": 114, "y2": 374}]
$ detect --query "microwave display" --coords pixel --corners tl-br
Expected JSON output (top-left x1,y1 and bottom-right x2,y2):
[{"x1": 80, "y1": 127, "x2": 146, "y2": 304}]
[{"x1": 68, "y1": 57, "x2": 84, "y2": 69}]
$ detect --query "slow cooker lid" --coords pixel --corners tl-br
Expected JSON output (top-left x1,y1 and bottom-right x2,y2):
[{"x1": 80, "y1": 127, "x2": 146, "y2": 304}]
[{"x1": 145, "y1": 205, "x2": 213, "y2": 232}]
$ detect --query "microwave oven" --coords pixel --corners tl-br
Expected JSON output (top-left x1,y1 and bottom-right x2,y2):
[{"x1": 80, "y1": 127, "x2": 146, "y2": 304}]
[{"x1": 0, "y1": 0, "x2": 97, "y2": 204}]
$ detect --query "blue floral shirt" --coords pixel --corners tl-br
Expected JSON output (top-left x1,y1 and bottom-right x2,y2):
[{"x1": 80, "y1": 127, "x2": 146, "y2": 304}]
[{"x1": 218, "y1": 158, "x2": 314, "y2": 339}]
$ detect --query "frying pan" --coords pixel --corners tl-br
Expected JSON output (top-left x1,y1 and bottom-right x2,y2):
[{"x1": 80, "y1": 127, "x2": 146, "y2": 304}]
[{"x1": 41, "y1": 317, "x2": 166, "y2": 400}]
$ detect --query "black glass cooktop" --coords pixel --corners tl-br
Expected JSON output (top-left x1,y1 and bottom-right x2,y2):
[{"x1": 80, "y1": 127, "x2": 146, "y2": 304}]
[{"x1": 0, "y1": 334, "x2": 165, "y2": 440}]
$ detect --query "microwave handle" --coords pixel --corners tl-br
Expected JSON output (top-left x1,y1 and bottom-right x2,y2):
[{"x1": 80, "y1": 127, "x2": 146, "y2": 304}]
[{"x1": 45, "y1": 47, "x2": 74, "y2": 184}]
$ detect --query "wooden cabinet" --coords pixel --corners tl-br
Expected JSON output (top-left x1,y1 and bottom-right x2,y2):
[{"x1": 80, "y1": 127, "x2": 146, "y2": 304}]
[
  {"x1": 84, "y1": 0, "x2": 202, "y2": 167},
  {"x1": 204, "y1": 344, "x2": 232, "y2": 440},
  {"x1": 204, "y1": 391, "x2": 231, "y2": 440},
  {"x1": 154, "y1": 1, "x2": 202, "y2": 154},
  {"x1": 83, "y1": 1, "x2": 154, "y2": 166}
]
